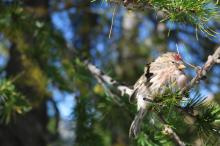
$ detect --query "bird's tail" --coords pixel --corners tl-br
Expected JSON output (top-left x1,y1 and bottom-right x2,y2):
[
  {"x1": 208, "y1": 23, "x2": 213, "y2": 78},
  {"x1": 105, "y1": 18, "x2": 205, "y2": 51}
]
[{"x1": 129, "y1": 108, "x2": 146, "y2": 138}]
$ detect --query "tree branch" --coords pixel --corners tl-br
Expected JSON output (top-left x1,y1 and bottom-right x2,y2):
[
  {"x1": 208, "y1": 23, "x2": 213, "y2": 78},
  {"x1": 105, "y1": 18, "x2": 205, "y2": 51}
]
[
  {"x1": 181, "y1": 47, "x2": 220, "y2": 93},
  {"x1": 163, "y1": 125, "x2": 186, "y2": 146},
  {"x1": 84, "y1": 47, "x2": 220, "y2": 146},
  {"x1": 86, "y1": 62, "x2": 133, "y2": 97},
  {"x1": 85, "y1": 62, "x2": 186, "y2": 145},
  {"x1": 157, "y1": 114, "x2": 185, "y2": 146}
]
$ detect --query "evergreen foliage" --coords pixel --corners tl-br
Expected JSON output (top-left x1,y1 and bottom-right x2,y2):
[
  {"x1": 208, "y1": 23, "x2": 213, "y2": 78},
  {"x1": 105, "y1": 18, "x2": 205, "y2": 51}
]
[
  {"x1": 0, "y1": 0, "x2": 220, "y2": 146},
  {"x1": 0, "y1": 79, "x2": 31, "y2": 124},
  {"x1": 105, "y1": 0, "x2": 220, "y2": 36}
]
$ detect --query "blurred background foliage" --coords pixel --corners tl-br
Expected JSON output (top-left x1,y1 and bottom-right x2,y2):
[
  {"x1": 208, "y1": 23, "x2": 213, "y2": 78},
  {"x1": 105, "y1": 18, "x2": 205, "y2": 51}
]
[{"x1": 0, "y1": 0, "x2": 220, "y2": 146}]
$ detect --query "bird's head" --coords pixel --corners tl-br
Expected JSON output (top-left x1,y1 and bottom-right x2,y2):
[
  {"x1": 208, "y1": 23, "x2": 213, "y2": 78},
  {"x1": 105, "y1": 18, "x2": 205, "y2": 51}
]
[{"x1": 153, "y1": 52, "x2": 186, "y2": 71}]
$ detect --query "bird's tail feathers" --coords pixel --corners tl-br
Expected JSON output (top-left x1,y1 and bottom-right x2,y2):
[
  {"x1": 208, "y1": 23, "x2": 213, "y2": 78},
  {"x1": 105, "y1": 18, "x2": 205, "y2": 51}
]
[{"x1": 129, "y1": 108, "x2": 146, "y2": 138}]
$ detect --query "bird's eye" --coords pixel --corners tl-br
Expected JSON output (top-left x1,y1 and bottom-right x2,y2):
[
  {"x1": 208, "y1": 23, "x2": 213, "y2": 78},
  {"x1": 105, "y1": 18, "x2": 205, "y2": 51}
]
[{"x1": 171, "y1": 61, "x2": 175, "y2": 64}]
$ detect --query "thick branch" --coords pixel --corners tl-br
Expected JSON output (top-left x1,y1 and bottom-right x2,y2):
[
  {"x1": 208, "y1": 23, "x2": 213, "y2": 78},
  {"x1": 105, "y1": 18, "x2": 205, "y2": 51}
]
[{"x1": 181, "y1": 47, "x2": 220, "y2": 93}]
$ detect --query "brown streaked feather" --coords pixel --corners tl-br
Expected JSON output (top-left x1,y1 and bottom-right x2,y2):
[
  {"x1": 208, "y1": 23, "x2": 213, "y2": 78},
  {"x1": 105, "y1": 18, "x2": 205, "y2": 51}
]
[
  {"x1": 129, "y1": 52, "x2": 187, "y2": 138},
  {"x1": 129, "y1": 64, "x2": 153, "y2": 103}
]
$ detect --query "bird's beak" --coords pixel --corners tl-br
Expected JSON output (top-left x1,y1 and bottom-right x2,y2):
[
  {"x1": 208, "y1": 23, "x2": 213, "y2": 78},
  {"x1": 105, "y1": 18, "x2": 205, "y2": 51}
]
[{"x1": 178, "y1": 64, "x2": 186, "y2": 70}]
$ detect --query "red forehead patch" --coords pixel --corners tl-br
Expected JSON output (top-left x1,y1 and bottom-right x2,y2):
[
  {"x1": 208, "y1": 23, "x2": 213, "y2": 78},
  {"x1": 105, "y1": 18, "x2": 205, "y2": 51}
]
[{"x1": 173, "y1": 54, "x2": 182, "y2": 61}]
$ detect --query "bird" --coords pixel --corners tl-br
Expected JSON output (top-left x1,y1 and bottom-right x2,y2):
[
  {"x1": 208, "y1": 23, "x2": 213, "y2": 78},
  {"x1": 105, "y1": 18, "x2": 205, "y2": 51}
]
[{"x1": 129, "y1": 52, "x2": 188, "y2": 138}]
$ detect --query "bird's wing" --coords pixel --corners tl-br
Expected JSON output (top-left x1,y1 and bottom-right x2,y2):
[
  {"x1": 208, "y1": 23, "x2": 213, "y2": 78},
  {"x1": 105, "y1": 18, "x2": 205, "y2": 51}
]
[{"x1": 129, "y1": 64, "x2": 153, "y2": 103}]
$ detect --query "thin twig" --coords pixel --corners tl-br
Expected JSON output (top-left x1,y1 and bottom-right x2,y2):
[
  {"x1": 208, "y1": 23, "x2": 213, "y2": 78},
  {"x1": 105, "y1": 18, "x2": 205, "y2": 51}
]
[
  {"x1": 109, "y1": 5, "x2": 118, "y2": 39},
  {"x1": 158, "y1": 114, "x2": 186, "y2": 146}
]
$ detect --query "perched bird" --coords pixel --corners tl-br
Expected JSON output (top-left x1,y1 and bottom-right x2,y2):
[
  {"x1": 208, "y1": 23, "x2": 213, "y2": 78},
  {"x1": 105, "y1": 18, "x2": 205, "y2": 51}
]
[{"x1": 129, "y1": 52, "x2": 187, "y2": 138}]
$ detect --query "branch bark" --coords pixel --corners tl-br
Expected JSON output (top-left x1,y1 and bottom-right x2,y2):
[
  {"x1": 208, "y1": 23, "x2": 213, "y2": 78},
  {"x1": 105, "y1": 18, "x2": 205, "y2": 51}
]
[
  {"x1": 181, "y1": 47, "x2": 220, "y2": 94},
  {"x1": 163, "y1": 124, "x2": 186, "y2": 146},
  {"x1": 86, "y1": 62, "x2": 133, "y2": 97},
  {"x1": 158, "y1": 114, "x2": 185, "y2": 146}
]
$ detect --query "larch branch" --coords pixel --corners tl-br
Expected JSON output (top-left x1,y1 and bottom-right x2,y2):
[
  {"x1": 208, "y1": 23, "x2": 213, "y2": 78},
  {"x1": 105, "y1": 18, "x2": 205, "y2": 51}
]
[
  {"x1": 181, "y1": 47, "x2": 220, "y2": 93},
  {"x1": 84, "y1": 46, "x2": 220, "y2": 146},
  {"x1": 158, "y1": 114, "x2": 186, "y2": 146},
  {"x1": 86, "y1": 62, "x2": 133, "y2": 97},
  {"x1": 85, "y1": 61, "x2": 186, "y2": 145}
]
